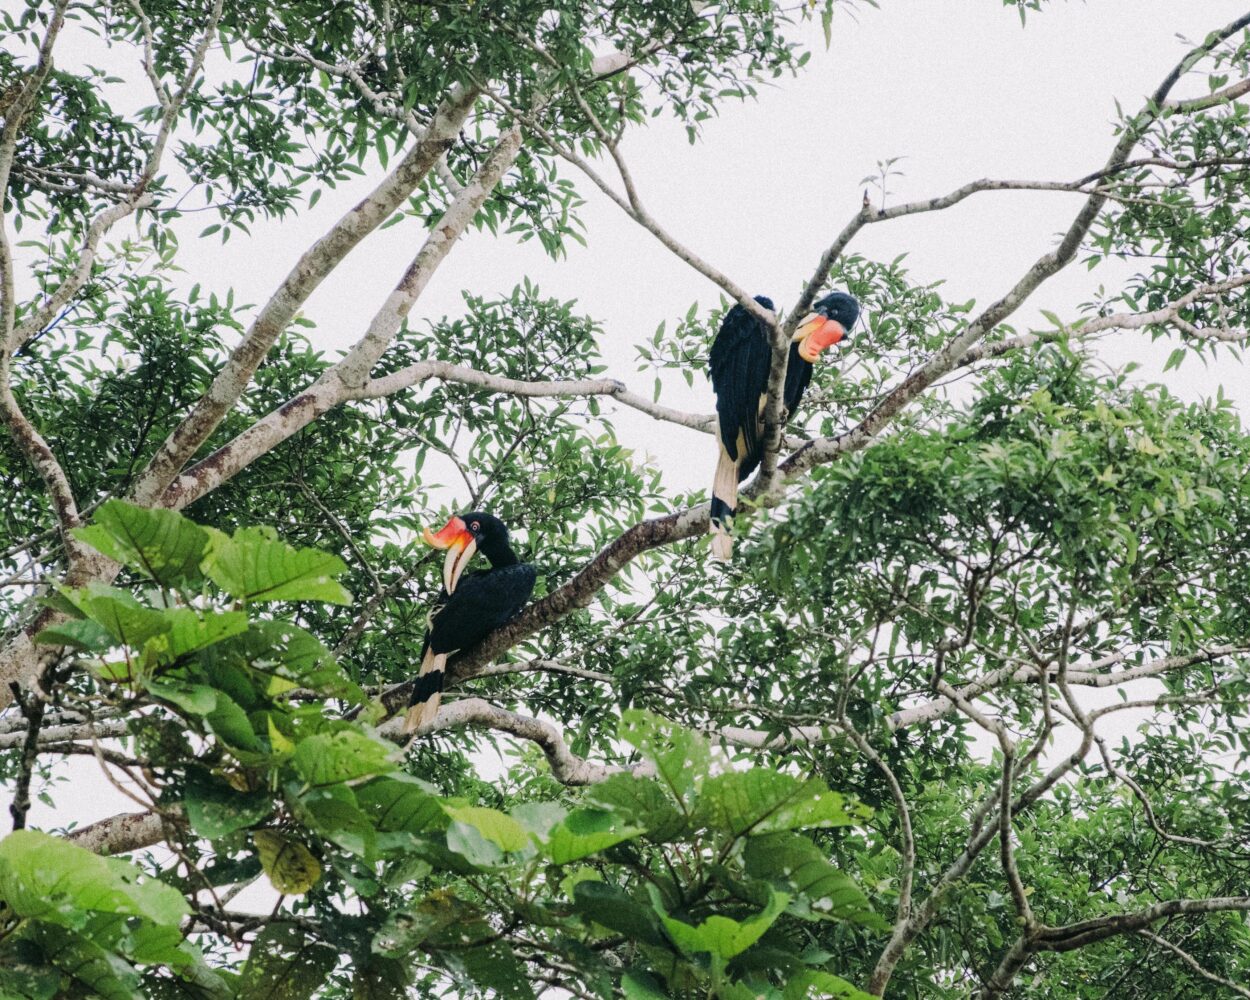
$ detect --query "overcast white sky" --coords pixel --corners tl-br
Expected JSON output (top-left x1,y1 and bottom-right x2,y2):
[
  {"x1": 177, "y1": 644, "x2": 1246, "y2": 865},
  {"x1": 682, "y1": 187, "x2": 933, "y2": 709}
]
[{"x1": 23, "y1": 1, "x2": 1250, "y2": 843}]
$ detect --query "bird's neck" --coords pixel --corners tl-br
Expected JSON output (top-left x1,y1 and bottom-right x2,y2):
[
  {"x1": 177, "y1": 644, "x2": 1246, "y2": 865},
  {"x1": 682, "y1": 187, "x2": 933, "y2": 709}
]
[{"x1": 481, "y1": 538, "x2": 520, "y2": 568}]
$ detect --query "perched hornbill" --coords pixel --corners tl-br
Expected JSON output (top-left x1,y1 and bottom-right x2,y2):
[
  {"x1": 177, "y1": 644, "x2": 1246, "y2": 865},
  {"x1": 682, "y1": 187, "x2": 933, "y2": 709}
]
[
  {"x1": 708, "y1": 291, "x2": 859, "y2": 559},
  {"x1": 404, "y1": 512, "x2": 537, "y2": 733}
]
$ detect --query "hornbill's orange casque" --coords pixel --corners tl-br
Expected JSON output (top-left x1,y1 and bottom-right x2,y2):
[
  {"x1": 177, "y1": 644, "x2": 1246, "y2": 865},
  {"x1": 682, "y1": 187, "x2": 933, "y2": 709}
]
[
  {"x1": 708, "y1": 291, "x2": 859, "y2": 559},
  {"x1": 404, "y1": 512, "x2": 537, "y2": 733}
]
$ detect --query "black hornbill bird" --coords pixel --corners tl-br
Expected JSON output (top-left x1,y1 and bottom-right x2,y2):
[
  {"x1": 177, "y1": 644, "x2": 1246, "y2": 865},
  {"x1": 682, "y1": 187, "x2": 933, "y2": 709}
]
[
  {"x1": 708, "y1": 290, "x2": 860, "y2": 559},
  {"x1": 404, "y1": 512, "x2": 537, "y2": 733}
]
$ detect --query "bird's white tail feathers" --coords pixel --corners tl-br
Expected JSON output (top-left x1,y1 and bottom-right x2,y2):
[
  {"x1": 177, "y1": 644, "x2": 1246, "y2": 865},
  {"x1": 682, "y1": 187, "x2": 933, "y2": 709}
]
[
  {"x1": 403, "y1": 648, "x2": 448, "y2": 733},
  {"x1": 710, "y1": 448, "x2": 739, "y2": 561}
]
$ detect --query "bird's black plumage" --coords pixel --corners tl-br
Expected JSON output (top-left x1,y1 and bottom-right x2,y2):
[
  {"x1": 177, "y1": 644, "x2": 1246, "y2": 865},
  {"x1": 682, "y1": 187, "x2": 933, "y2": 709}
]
[
  {"x1": 405, "y1": 512, "x2": 536, "y2": 731},
  {"x1": 709, "y1": 296, "x2": 816, "y2": 483},
  {"x1": 707, "y1": 291, "x2": 859, "y2": 559}
]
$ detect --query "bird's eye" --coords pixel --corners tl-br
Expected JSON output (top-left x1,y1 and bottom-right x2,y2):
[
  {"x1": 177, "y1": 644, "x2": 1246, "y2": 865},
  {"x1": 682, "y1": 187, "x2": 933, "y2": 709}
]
[{"x1": 471, "y1": 520, "x2": 481, "y2": 532}]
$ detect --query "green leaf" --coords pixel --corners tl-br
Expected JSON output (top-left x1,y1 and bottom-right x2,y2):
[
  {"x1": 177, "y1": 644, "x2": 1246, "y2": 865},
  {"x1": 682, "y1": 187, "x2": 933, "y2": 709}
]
[
  {"x1": 184, "y1": 769, "x2": 272, "y2": 839},
  {"x1": 459, "y1": 942, "x2": 535, "y2": 1000},
  {"x1": 204, "y1": 692, "x2": 266, "y2": 756},
  {"x1": 0, "y1": 937, "x2": 59, "y2": 1000},
  {"x1": 543, "y1": 808, "x2": 644, "y2": 864},
  {"x1": 651, "y1": 886, "x2": 789, "y2": 962},
  {"x1": 145, "y1": 609, "x2": 249, "y2": 663},
  {"x1": 355, "y1": 776, "x2": 444, "y2": 835},
  {"x1": 294, "y1": 789, "x2": 376, "y2": 858},
  {"x1": 236, "y1": 923, "x2": 337, "y2": 999},
  {"x1": 588, "y1": 774, "x2": 687, "y2": 841},
  {"x1": 0, "y1": 830, "x2": 189, "y2": 928},
  {"x1": 293, "y1": 730, "x2": 395, "y2": 786},
  {"x1": 204, "y1": 526, "x2": 352, "y2": 604},
  {"x1": 570, "y1": 882, "x2": 667, "y2": 947},
  {"x1": 442, "y1": 806, "x2": 530, "y2": 853},
  {"x1": 23, "y1": 923, "x2": 140, "y2": 1000},
  {"x1": 619, "y1": 710, "x2": 709, "y2": 808},
  {"x1": 220, "y1": 621, "x2": 361, "y2": 701},
  {"x1": 253, "y1": 831, "x2": 322, "y2": 895},
  {"x1": 145, "y1": 680, "x2": 218, "y2": 716},
  {"x1": 58, "y1": 585, "x2": 171, "y2": 649},
  {"x1": 350, "y1": 955, "x2": 409, "y2": 1000},
  {"x1": 696, "y1": 771, "x2": 864, "y2": 837},
  {"x1": 782, "y1": 970, "x2": 877, "y2": 1000},
  {"x1": 743, "y1": 833, "x2": 880, "y2": 928},
  {"x1": 622, "y1": 969, "x2": 669, "y2": 1000},
  {"x1": 73, "y1": 501, "x2": 210, "y2": 586},
  {"x1": 33, "y1": 618, "x2": 113, "y2": 652}
]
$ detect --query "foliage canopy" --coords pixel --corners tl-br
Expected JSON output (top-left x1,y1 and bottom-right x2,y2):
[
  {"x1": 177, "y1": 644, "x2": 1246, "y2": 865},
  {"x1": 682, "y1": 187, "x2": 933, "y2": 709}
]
[{"x1": 0, "y1": 1, "x2": 1249, "y2": 998}]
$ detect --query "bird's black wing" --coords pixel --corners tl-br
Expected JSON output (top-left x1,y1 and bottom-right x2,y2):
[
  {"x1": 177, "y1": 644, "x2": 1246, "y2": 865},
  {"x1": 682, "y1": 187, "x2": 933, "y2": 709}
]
[
  {"x1": 709, "y1": 298, "x2": 772, "y2": 468},
  {"x1": 783, "y1": 344, "x2": 813, "y2": 417},
  {"x1": 427, "y1": 563, "x2": 537, "y2": 655}
]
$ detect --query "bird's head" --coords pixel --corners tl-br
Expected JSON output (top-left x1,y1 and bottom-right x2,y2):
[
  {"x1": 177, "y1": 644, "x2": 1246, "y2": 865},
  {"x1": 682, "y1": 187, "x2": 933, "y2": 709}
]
[
  {"x1": 422, "y1": 511, "x2": 511, "y2": 592},
  {"x1": 792, "y1": 290, "x2": 860, "y2": 363}
]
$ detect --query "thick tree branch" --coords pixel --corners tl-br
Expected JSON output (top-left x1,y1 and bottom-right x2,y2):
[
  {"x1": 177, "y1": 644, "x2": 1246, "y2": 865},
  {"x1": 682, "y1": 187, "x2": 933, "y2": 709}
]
[
  {"x1": 887, "y1": 644, "x2": 1249, "y2": 731},
  {"x1": 130, "y1": 82, "x2": 481, "y2": 505},
  {"x1": 64, "y1": 809, "x2": 170, "y2": 856},
  {"x1": 1037, "y1": 896, "x2": 1250, "y2": 952},
  {"x1": 6, "y1": 683, "x2": 45, "y2": 831},
  {"x1": 159, "y1": 126, "x2": 522, "y2": 509},
  {"x1": 380, "y1": 697, "x2": 653, "y2": 785},
  {"x1": 1136, "y1": 929, "x2": 1250, "y2": 997}
]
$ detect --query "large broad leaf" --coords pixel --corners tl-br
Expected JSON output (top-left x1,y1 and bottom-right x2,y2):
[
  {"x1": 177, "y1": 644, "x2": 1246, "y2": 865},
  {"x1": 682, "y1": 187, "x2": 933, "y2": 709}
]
[
  {"x1": 292, "y1": 788, "x2": 376, "y2": 858},
  {"x1": 587, "y1": 773, "x2": 687, "y2": 842},
  {"x1": 144, "y1": 609, "x2": 249, "y2": 664},
  {"x1": 743, "y1": 833, "x2": 881, "y2": 928},
  {"x1": 253, "y1": 831, "x2": 322, "y2": 896},
  {"x1": 33, "y1": 617, "x2": 114, "y2": 653},
  {"x1": 570, "y1": 882, "x2": 667, "y2": 948},
  {"x1": 621, "y1": 969, "x2": 669, "y2": 1000},
  {"x1": 184, "y1": 769, "x2": 272, "y2": 839},
  {"x1": 54, "y1": 585, "x2": 171, "y2": 650},
  {"x1": 204, "y1": 692, "x2": 266, "y2": 757},
  {"x1": 442, "y1": 805, "x2": 530, "y2": 853},
  {"x1": 293, "y1": 730, "x2": 395, "y2": 787},
  {"x1": 141, "y1": 957, "x2": 233, "y2": 1000},
  {"x1": 619, "y1": 710, "x2": 709, "y2": 809},
  {"x1": 696, "y1": 770, "x2": 865, "y2": 837},
  {"x1": 459, "y1": 942, "x2": 535, "y2": 1000},
  {"x1": 145, "y1": 680, "x2": 219, "y2": 716},
  {"x1": 543, "y1": 808, "x2": 644, "y2": 864},
  {"x1": 356, "y1": 776, "x2": 444, "y2": 834},
  {"x1": 0, "y1": 936, "x2": 60, "y2": 1000},
  {"x1": 0, "y1": 830, "x2": 188, "y2": 928},
  {"x1": 350, "y1": 955, "x2": 410, "y2": 1000},
  {"x1": 22, "y1": 922, "x2": 140, "y2": 1000},
  {"x1": 236, "y1": 923, "x2": 337, "y2": 1000},
  {"x1": 73, "y1": 500, "x2": 210, "y2": 587},
  {"x1": 204, "y1": 526, "x2": 352, "y2": 605},
  {"x1": 650, "y1": 886, "x2": 789, "y2": 962},
  {"x1": 782, "y1": 970, "x2": 877, "y2": 1000},
  {"x1": 225, "y1": 621, "x2": 361, "y2": 701}
]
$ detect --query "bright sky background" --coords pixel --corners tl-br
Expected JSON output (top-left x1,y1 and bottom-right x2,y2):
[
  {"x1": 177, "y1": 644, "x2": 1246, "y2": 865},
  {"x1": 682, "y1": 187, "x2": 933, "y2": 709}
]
[{"x1": 23, "y1": 1, "x2": 1250, "y2": 858}]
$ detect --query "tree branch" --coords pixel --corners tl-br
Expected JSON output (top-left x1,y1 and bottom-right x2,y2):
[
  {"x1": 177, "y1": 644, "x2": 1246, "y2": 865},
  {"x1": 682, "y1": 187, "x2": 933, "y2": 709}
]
[
  {"x1": 64, "y1": 809, "x2": 171, "y2": 856},
  {"x1": 381, "y1": 697, "x2": 654, "y2": 785},
  {"x1": 130, "y1": 81, "x2": 481, "y2": 505},
  {"x1": 1135, "y1": 929, "x2": 1250, "y2": 998},
  {"x1": 158, "y1": 126, "x2": 522, "y2": 509}
]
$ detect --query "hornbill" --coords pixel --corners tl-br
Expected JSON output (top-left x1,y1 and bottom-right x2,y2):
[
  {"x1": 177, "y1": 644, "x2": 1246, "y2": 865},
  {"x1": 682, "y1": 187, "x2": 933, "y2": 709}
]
[
  {"x1": 708, "y1": 290, "x2": 859, "y2": 559},
  {"x1": 404, "y1": 512, "x2": 537, "y2": 733}
]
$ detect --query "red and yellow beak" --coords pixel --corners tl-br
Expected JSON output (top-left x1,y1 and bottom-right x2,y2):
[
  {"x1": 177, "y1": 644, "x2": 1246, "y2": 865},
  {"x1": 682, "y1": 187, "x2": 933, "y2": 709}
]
[
  {"x1": 422, "y1": 516, "x2": 477, "y2": 593},
  {"x1": 792, "y1": 313, "x2": 847, "y2": 363}
]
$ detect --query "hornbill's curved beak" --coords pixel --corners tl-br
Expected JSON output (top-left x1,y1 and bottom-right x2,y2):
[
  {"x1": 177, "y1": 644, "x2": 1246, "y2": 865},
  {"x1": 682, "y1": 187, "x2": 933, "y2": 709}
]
[
  {"x1": 422, "y1": 516, "x2": 477, "y2": 593},
  {"x1": 792, "y1": 314, "x2": 847, "y2": 363}
]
